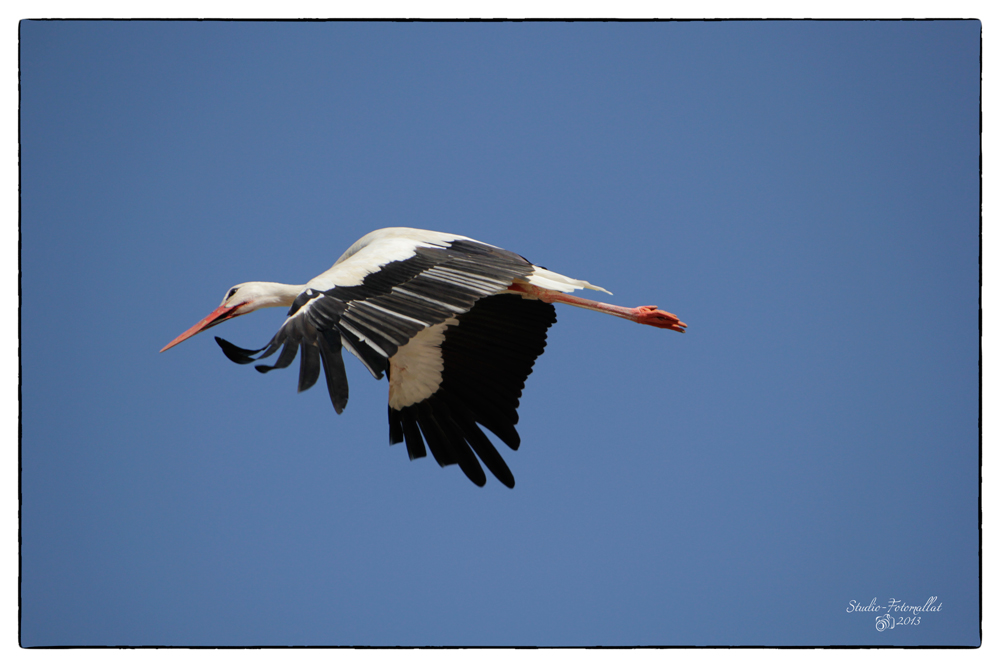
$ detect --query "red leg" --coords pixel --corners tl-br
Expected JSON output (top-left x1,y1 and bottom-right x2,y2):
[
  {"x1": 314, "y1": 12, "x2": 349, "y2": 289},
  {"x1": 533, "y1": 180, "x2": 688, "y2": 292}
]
[
  {"x1": 630, "y1": 305, "x2": 688, "y2": 332},
  {"x1": 508, "y1": 283, "x2": 687, "y2": 333}
]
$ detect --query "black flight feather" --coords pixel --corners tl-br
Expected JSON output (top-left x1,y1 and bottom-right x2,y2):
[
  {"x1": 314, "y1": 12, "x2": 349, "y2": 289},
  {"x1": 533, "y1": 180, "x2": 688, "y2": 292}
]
[
  {"x1": 318, "y1": 331, "x2": 349, "y2": 414},
  {"x1": 297, "y1": 342, "x2": 321, "y2": 393},
  {"x1": 215, "y1": 337, "x2": 266, "y2": 364}
]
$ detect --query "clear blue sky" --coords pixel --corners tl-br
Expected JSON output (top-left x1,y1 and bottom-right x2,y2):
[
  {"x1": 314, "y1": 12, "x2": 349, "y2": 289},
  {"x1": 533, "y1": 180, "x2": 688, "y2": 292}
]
[{"x1": 19, "y1": 20, "x2": 980, "y2": 647}]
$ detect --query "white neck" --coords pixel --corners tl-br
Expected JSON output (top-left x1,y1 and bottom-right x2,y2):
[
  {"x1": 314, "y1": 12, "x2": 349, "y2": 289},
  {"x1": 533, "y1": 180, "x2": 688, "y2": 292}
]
[
  {"x1": 232, "y1": 281, "x2": 307, "y2": 315},
  {"x1": 256, "y1": 282, "x2": 307, "y2": 308}
]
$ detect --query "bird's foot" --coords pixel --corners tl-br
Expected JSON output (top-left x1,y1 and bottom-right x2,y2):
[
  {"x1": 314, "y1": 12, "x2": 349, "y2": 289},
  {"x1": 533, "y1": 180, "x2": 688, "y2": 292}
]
[{"x1": 633, "y1": 305, "x2": 687, "y2": 333}]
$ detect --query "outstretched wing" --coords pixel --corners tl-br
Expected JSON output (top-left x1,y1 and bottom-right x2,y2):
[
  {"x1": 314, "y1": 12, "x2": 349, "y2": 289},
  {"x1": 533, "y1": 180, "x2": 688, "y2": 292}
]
[{"x1": 217, "y1": 233, "x2": 565, "y2": 487}]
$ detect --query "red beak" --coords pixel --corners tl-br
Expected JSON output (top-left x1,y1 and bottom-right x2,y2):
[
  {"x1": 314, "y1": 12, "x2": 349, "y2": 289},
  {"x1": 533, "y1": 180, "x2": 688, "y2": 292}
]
[{"x1": 160, "y1": 304, "x2": 240, "y2": 353}]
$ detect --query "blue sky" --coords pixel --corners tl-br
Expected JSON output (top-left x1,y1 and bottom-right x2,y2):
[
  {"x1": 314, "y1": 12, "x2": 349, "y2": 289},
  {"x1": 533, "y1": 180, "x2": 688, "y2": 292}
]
[{"x1": 19, "y1": 19, "x2": 981, "y2": 647}]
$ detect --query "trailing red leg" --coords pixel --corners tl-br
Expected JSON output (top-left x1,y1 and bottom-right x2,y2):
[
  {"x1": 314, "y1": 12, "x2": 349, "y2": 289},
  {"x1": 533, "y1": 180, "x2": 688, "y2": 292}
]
[{"x1": 508, "y1": 282, "x2": 686, "y2": 333}]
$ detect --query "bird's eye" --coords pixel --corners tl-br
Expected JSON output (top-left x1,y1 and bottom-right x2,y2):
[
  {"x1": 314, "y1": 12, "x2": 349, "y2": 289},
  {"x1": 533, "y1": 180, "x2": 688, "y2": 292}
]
[{"x1": 226, "y1": 288, "x2": 238, "y2": 299}]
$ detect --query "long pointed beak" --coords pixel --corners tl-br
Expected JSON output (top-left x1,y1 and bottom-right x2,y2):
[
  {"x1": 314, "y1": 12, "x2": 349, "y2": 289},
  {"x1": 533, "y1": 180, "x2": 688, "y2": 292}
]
[{"x1": 160, "y1": 304, "x2": 240, "y2": 353}]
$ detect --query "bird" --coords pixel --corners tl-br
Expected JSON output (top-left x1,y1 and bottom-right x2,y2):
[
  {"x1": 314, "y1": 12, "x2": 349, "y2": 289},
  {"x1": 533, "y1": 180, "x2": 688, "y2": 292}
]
[{"x1": 161, "y1": 227, "x2": 686, "y2": 488}]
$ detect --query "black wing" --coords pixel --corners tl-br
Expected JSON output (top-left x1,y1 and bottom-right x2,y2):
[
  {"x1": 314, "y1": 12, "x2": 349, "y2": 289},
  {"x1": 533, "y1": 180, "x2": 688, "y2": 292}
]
[{"x1": 216, "y1": 238, "x2": 556, "y2": 487}]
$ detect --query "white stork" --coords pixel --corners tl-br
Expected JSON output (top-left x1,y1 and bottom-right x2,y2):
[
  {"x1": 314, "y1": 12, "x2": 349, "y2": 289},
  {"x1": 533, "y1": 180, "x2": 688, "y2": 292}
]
[{"x1": 161, "y1": 228, "x2": 686, "y2": 488}]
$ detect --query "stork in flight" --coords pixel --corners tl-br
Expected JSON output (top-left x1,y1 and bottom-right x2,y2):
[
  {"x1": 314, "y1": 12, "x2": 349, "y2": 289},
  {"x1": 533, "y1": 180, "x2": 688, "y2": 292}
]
[{"x1": 161, "y1": 228, "x2": 686, "y2": 488}]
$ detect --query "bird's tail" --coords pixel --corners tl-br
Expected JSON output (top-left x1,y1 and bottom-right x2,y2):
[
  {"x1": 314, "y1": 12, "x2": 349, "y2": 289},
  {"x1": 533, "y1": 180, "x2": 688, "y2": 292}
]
[{"x1": 526, "y1": 267, "x2": 612, "y2": 295}]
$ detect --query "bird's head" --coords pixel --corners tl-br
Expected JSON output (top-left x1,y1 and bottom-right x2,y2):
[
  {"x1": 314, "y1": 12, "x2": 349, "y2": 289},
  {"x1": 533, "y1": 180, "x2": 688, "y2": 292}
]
[{"x1": 160, "y1": 281, "x2": 300, "y2": 353}]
